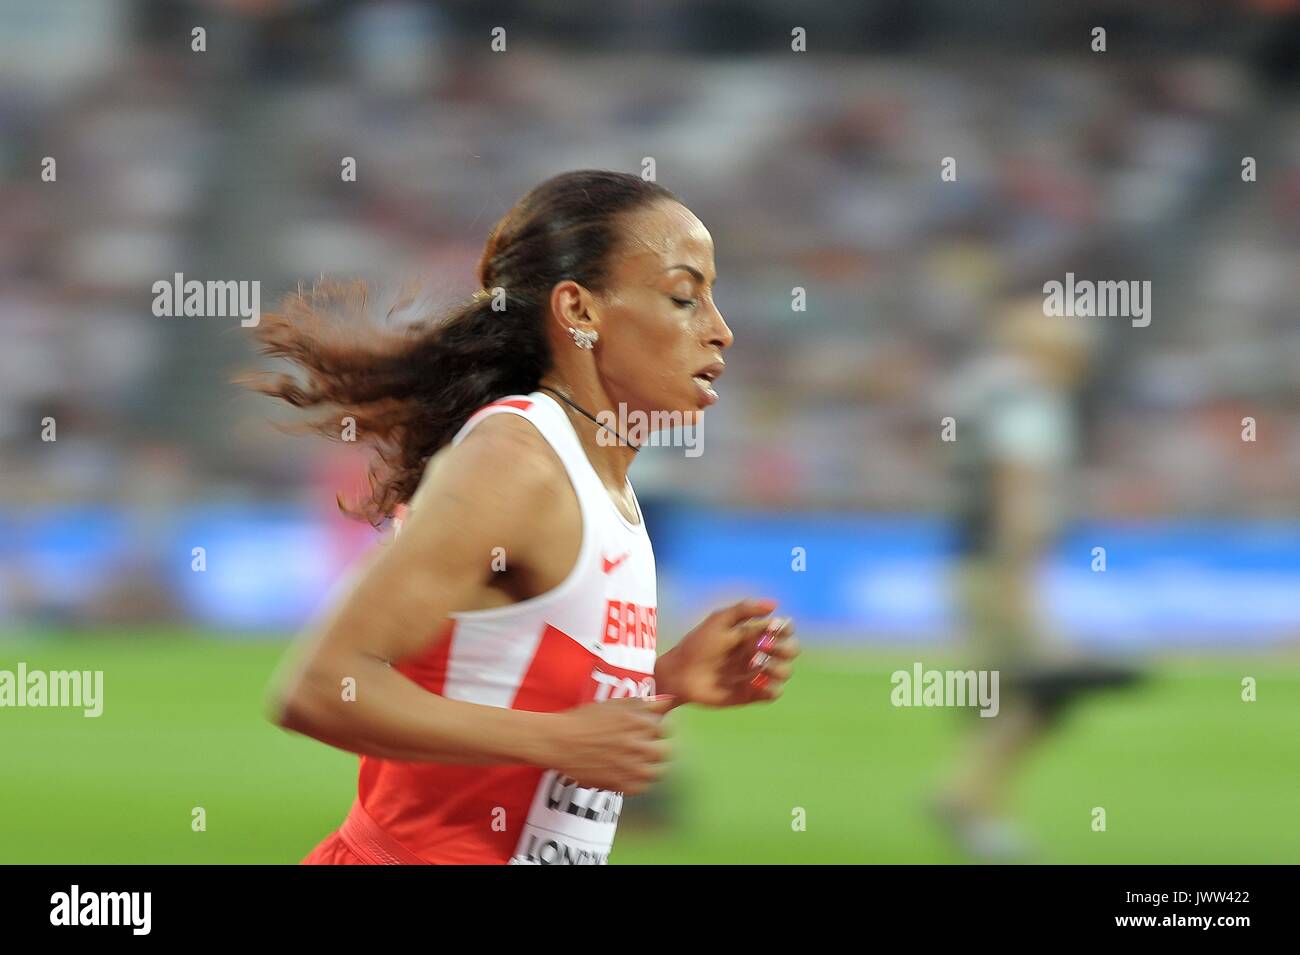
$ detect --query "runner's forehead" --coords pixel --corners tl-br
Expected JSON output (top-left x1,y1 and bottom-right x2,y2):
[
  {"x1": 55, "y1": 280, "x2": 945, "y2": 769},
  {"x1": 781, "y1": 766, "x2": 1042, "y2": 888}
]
[{"x1": 614, "y1": 204, "x2": 715, "y2": 281}]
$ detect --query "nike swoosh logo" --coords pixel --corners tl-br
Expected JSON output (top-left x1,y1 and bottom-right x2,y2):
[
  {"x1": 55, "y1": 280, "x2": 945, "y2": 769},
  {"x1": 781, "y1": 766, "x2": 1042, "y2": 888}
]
[{"x1": 602, "y1": 552, "x2": 630, "y2": 574}]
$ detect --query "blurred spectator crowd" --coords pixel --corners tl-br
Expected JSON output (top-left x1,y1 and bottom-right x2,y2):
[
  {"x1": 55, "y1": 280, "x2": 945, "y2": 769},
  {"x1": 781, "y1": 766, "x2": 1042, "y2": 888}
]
[{"x1": 2, "y1": 0, "x2": 1299, "y2": 521}]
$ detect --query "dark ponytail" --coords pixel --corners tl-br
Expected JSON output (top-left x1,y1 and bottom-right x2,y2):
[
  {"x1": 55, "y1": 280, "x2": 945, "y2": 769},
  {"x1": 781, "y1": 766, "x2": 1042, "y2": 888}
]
[{"x1": 245, "y1": 169, "x2": 676, "y2": 525}]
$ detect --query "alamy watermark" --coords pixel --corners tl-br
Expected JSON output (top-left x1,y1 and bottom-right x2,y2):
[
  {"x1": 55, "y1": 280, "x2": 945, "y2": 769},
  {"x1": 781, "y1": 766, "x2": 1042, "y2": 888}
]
[
  {"x1": 152, "y1": 272, "x2": 261, "y2": 327},
  {"x1": 1, "y1": 663, "x2": 103, "y2": 717},
  {"x1": 890, "y1": 662, "x2": 999, "y2": 717},
  {"x1": 595, "y1": 405, "x2": 704, "y2": 458},
  {"x1": 1043, "y1": 272, "x2": 1150, "y2": 327},
  {"x1": 50, "y1": 885, "x2": 150, "y2": 935}
]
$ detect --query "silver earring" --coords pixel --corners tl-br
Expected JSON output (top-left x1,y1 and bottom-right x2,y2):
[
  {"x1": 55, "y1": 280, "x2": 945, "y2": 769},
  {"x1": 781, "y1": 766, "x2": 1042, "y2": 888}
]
[{"x1": 568, "y1": 326, "x2": 598, "y2": 350}]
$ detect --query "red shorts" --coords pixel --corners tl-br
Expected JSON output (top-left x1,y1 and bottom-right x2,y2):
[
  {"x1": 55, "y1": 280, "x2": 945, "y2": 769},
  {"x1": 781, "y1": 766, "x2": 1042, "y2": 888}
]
[
  {"x1": 298, "y1": 800, "x2": 432, "y2": 865},
  {"x1": 300, "y1": 831, "x2": 367, "y2": 865}
]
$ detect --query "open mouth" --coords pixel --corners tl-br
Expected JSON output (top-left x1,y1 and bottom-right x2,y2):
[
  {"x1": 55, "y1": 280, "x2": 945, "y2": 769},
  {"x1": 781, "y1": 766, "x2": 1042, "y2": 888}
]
[{"x1": 692, "y1": 362, "x2": 724, "y2": 404}]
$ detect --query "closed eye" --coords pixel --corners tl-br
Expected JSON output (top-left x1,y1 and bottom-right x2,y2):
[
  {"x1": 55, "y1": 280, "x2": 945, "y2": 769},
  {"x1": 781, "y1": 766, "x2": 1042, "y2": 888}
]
[{"x1": 671, "y1": 296, "x2": 698, "y2": 309}]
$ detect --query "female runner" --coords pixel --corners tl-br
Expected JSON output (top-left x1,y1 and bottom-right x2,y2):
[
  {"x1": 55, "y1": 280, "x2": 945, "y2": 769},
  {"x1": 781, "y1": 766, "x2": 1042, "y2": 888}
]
[{"x1": 251, "y1": 169, "x2": 798, "y2": 864}]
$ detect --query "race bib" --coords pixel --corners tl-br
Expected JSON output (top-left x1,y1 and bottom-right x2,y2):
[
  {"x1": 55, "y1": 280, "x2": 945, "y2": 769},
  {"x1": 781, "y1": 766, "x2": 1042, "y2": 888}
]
[{"x1": 509, "y1": 772, "x2": 624, "y2": 865}]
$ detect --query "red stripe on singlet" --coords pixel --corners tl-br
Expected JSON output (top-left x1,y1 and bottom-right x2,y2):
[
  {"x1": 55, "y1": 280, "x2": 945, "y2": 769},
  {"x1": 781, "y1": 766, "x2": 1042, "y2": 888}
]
[{"x1": 486, "y1": 398, "x2": 534, "y2": 411}]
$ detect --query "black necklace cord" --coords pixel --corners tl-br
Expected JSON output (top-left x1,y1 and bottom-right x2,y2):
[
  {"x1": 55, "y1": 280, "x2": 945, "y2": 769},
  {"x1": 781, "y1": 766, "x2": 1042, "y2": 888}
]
[{"x1": 537, "y1": 385, "x2": 639, "y2": 451}]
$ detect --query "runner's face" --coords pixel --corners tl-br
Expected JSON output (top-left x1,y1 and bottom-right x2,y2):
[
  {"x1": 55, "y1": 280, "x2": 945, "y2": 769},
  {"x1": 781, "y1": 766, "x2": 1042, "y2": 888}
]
[{"x1": 593, "y1": 199, "x2": 733, "y2": 426}]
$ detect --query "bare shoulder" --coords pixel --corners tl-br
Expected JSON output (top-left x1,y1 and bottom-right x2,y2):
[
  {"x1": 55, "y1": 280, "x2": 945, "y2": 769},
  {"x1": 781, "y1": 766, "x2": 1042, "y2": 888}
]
[
  {"x1": 402, "y1": 410, "x2": 573, "y2": 546},
  {"x1": 422, "y1": 411, "x2": 564, "y2": 494}
]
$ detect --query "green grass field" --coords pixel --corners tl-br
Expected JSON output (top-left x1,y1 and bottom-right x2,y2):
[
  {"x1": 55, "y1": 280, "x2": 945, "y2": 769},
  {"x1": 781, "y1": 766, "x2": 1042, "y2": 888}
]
[{"x1": 2, "y1": 632, "x2": 1297, "y2": 863}]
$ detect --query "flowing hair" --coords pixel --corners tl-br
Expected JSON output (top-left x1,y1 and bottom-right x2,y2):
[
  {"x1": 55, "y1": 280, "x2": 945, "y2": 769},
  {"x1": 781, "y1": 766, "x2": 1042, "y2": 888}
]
[{"x1": 242, "y1": 170, "x2": 676, "y2": 525}]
